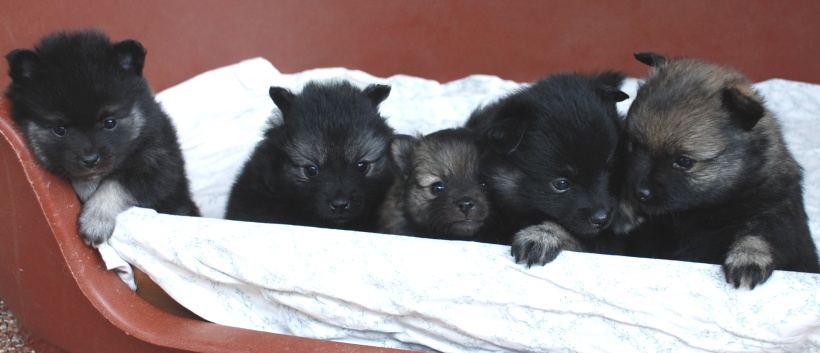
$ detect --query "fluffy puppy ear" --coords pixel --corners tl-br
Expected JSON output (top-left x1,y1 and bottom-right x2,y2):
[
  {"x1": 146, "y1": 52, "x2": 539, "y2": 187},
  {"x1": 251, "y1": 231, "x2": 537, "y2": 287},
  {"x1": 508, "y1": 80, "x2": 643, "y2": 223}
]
[
  {"x1": 722, "y1": 86, "x2": 765, "y2": 131},
  {"x1": 484, "y1": 117, "x2": 529, "y2": 155},
  {"x1": 589, "y1": 71, "x2": 629, "y2": 102},
  {"x1": 389, "y1": 134, "x2": 418, "y2": 180},
  {"x1": 363, "y1": 84, "x2": 391, "y2": 106},
  {"x1": 269, "y1": 86, "x2": 296, "y2": 114},
  {"x1": 112, "y1": 39, "x2": 146, "y2": 76},
  {"x1": 6, "y1": 49, "x2": 39, "y2": 82},
  {"x1": 598, "y1": 87, "x2": 629, "y2": 102},
  {"x1": 634, "y1": 52, "x2": 668, "y2": 67}
]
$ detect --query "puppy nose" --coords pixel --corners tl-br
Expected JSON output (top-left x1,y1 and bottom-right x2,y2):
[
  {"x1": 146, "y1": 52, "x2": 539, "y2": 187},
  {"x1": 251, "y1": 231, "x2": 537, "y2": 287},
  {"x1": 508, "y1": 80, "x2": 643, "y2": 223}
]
[
  {"x1": 329, "y1": 198, "x2": 350, "y2": 211},
  {"x1": 637, "y1": 187, "x2": 652, "y2": 201},
  {"x1": 590, "y1": 210, "x2": 611, "y2": 228},
  {"x1": 80, "y1": 153, "x2": 99, "y2": 168},
  {"x1": 455, "y1": 197, "x2": 475, "y2": 215}
]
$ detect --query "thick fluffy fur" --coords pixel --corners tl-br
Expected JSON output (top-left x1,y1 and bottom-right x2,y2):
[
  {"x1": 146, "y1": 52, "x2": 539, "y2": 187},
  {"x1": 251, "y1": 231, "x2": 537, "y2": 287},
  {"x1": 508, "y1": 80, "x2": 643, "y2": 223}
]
[
  {"x1": 466, "y1": 71, "x2": 629, "y2": 265},
  {"x1": 4, "y1": 30, "x2": 200, "y2": 245},
  {"x1": 224, "y1": 81, "x2": 394, "y2": 232},
  {"x1": 380, "y1": 128, "x2": 490, "y2": 240},
  {"x1": 623, "y1": 52, "x2": 820, "y2": 288}
]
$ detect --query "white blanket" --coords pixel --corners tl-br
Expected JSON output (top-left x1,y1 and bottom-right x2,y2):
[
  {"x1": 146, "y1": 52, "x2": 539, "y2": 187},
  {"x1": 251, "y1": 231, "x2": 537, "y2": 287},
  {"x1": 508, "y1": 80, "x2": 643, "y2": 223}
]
[{"x1": 101, "y1": 58, "x2": 820, "y2": 352}]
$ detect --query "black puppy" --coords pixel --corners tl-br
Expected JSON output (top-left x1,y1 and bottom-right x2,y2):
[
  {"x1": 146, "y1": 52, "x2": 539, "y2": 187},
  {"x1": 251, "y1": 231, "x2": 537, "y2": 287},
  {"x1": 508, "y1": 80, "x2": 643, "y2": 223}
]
[
  {"x1": 4, "y1": 30, "x2": 200, "y2": 246},
  {"x1": 467, "y1": 71, "x2": 629, "y2": 264},
  {"x1": 225, "y1": 81, "x2": 395, "y2": 232},
  {"x1": 622, "y1": 52, "x2": 820, "y2": 289}
]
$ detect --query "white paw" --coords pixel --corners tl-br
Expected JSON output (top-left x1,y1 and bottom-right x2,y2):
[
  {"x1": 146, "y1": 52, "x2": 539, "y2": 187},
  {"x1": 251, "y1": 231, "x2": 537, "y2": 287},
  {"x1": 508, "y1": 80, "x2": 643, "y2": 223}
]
[{"x1": 77, "y1": 180, "x2": 135, "y2": 246}]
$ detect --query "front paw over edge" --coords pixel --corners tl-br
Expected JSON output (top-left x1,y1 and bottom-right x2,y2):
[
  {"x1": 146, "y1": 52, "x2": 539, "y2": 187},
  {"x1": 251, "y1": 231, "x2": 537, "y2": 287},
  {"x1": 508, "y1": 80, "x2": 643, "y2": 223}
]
[
  {"x1": 78, "y1": 208, "x2": 117, "y2": 246},
  {"x1": 511, "y1": 221, "x2": 581, "y2": 267},
  {"x1": 722, "y1": 235, "x2": 775, "y2": 289}
]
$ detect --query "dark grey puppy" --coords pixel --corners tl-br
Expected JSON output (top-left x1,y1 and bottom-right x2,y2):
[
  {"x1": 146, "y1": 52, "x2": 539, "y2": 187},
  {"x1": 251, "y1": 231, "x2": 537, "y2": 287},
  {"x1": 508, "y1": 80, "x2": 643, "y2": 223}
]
[
  {"x1": 466, "y1": 71, "x2": 629, "y2": 263},
  {"x1": 4, "y1": 30, "x2": 200, "y2": 246},
  {"x1": 225, "y1": 81, "x2": 394, "y2": 232},
  {"x1": 380, "y1": 128, "x2": 490, "y2": 240},
  {"x1": 623, "y1": 52, "x2": 820, "y2": 289}
]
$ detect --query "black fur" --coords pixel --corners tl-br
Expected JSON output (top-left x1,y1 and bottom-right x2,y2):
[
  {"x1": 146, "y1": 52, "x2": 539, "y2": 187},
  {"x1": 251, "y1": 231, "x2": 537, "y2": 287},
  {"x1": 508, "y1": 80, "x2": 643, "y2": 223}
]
[
  {"x1": 466, "y1": 71, "x2": 629, "y2": 264},
  {"x1": 4, "y1": 30, "x2": 200, "y2": 245},
  {"x1": 623, "y1": 53, "x2": 820, "y2": 289},
  {"x1": 224, "y1": 81, "x2": 395, "y2": 232}
]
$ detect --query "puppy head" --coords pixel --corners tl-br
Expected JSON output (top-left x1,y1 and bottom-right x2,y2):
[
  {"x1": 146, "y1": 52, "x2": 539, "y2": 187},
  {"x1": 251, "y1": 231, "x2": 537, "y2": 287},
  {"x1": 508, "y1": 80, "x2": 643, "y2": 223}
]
[
  {"x1": 478, "y1": 72, "x2": 628, "y2": 237},
  {"x1": 391, "y1": 128, "x2": 490, "y2": 238},
  {"x1": 268, "y1": 81, "x2": 394, "y2": 226},
  {"x1": 625, "y1": 53, "x2": 770, "y2": 214},
  {"x1": 5, "y1": 30, "x2": 151, "y2": 180}
]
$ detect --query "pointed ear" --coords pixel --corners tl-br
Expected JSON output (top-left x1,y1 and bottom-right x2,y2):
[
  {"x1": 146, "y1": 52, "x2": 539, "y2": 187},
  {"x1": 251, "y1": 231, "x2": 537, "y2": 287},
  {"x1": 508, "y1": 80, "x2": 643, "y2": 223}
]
[
  {"x1": 634, "y1": 52, "x2": 668, "y2": 67},
  {"x1": 363, "y1": 84, "x2": 391, "y2": 106},
  {"x1": 589, "y1": 71, "x2": 629, "y2": 102},
  {"x1": 484, "y1": 117, "x2": 529, "y2": 155},
  {"x1": 112, "y1": 39, "x2": 146, "y2": 76},
  {"x1": 598, "y1": 87, "x2": 629, "y2": 102},
  {"x1": 722, "y1": 87, "x2": 765, "y2": 131},
  {"x1": 389, "y1": 134, "x2": 418, "y2": 180},
  {"x1": 269, "y1": 86, "x2": 296, "y2": 113},
  {"x1": 6, "y1": 49, "x2": 39, "y2": 82}
]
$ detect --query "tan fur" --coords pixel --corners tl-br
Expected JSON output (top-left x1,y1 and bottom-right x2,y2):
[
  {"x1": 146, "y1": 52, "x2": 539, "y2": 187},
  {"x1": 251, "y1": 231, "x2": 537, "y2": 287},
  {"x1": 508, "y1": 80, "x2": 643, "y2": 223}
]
[
  {"x1": 628, "y1": 59, "x2": 798, "y2": 195},
  {"x1": 379, "y1": 129, "x2": 488, "y2": 239},
  {"x1": 624, "y1": 54, "x2": 818, "y2": 288}
]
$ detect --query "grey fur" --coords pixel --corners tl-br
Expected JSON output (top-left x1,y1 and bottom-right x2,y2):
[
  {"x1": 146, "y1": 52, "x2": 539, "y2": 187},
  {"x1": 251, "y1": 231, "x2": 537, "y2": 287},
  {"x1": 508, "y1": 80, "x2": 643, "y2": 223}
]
[
  {"x1": 78, "y1": 180, "x2": 136, "y2": 245},
  {"x1": 724, "y1": 236, "x2": 774, "y2": 288},
  {"x1": 512, "y1": 221, "x2": 582, "y2": 265}
]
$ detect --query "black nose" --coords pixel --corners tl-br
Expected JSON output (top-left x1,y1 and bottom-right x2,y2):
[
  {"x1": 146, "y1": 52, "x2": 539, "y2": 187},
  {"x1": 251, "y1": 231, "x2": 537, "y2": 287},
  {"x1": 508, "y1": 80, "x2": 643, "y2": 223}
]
[
  {"x1": 455, "y1": 197, "x2": 475, "y2": 215},
  {"x1": 590, "y1": 210, "x2": 611, "y2": 228},
  {"x1": 80, "y1": 153, "x2": 99, "y2": 168},
  {"x1": 637, "y1": 187, "x2": 652, "y2": 201},
  {"x1": 329, "y1": 198, "x2": 350, "y2": 211}
]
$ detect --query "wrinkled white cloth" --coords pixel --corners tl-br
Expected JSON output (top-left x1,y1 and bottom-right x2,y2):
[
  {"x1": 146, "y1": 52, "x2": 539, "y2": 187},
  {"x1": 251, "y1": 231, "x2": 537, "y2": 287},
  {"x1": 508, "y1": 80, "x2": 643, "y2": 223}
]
[{"x1": 100, "y1": 58, "x2": 820, "y2": 352}]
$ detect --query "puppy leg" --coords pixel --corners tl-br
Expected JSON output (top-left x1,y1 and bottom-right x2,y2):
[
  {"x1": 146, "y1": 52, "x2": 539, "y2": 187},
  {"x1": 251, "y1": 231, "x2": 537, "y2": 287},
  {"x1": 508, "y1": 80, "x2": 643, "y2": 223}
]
[
  {"x1": 511, "y1": 221, "x2": 582, "y2": 267},
  {"x1": 723, "y1": 235, "x2": 775, "y2": 289},
  {"x1": 78, "y1": 179, "x2": 136, "y2": 246}
]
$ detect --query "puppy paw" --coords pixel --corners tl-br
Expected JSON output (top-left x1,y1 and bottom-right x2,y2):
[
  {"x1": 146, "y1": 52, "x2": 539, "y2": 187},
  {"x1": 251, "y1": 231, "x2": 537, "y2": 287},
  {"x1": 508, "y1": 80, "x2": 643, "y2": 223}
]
[
  {"x1": 78, "y1": 209, "x2": 117, "y2": 246},
  {"x1": 77, "y1": 180, "x2": 135, "y2": 246},
  {"x1": 511, "y1": 221, "x2": 581, "y2": 267},
  {"x1": 722, "y1": 236, "x2": 775, "y2": 289}
]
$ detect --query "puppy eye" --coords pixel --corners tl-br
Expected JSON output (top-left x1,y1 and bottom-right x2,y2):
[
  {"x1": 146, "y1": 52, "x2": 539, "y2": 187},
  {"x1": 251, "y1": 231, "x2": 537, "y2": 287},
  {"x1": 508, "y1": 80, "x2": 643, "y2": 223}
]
[
  {"x1": 355, "y1": 161, "x2": 370, "y2": 174},
  {"x1": 52, "y1": 126, "x2": 67, "y2": 136},
  {"x1": 479, "y1": 180, "x2": 488, "y2": 188},
  {"x1": 431, "y1": 182, "x2": 446, "y2": 194},
  {"x1": 102, "y1": 119, "x2": 117, "y2": 130},
  {"x1": 304, "y1": 165, "x2": 319, "y2": 178},
  {"x1": 550, "y1": 178, "x2": 570, "y2": 193},
  {"x1": 672, "y1": 156, "x2": 694, "y2": 170}
]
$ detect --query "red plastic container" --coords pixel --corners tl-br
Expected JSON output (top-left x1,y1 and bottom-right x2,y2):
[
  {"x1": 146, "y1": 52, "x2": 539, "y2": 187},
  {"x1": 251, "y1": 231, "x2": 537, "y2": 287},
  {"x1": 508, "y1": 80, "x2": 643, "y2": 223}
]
[{"x1": 1, "y1": 1, "x2": 819, "y2": 352}]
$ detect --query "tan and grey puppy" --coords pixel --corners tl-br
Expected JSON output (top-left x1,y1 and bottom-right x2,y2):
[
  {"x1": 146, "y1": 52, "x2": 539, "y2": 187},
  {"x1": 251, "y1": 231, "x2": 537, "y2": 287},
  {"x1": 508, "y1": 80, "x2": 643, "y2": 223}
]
[
  {"x1": 380, "y1": 128, "x2": 490, "y2": 240},
  {"x1": 623, "y1": 52, "x2": 820, "y2": 289}
]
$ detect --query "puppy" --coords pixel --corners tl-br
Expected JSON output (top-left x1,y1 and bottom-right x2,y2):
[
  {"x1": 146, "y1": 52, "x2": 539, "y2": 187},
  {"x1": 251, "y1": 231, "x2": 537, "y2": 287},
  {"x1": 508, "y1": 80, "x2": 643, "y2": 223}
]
[
  {"x1": 224, "y1": 81, "x2": 394, "y2": 232},
  {"x1": 4, "y1": 30, "x2": 200, "y2": 246},
  {"x1": 466, "y1": 71, "x2": 629, "y2": 263},
  {"x1": 380, "y1": 128, "x2": 490, "y2": 240},
  {"x1": 622, "y1": 52, "x2": 820, "y2": 289}
]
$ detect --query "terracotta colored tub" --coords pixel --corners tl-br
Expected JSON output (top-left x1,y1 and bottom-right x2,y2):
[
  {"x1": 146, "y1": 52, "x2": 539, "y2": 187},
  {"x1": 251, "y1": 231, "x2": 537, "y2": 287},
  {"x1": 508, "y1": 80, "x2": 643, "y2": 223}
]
[{"x1": 1, "y1": 1, "x2": 819, "y2": 352}]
